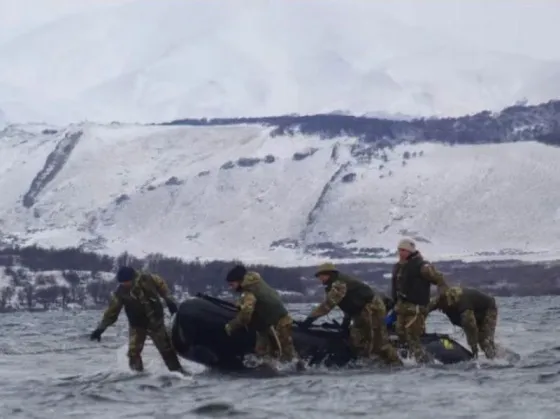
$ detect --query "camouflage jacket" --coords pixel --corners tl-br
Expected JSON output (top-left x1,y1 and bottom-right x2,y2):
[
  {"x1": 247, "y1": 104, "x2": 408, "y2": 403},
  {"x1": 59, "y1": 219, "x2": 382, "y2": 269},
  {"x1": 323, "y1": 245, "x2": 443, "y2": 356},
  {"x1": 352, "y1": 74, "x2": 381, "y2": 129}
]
[
  {"x1": 97, "y1": 272, "x2": 176, "y2": 330},
  {"x1": 309, "y1": 272, "x2": 374, "y2": 320},
  {"x1": 226, "y1": 271, "x2": 288, "y2": 333},
  {"x1": 427, "y1": 286, "x2": 496, "y2": 354}
]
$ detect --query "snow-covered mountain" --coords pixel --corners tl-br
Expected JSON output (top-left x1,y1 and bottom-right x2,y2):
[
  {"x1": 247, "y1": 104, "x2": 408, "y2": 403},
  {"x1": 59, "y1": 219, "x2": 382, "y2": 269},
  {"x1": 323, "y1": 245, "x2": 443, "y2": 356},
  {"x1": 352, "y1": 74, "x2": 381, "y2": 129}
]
[
  {"x1": 1, "y1": 101, "x2": 560, "y2": 266},
  {"x1": 1, "y1": 0, "x2": 560, "y2": 269},
  {"x1": 1, "y1": 0, "x2": 560, "y2": 124}
]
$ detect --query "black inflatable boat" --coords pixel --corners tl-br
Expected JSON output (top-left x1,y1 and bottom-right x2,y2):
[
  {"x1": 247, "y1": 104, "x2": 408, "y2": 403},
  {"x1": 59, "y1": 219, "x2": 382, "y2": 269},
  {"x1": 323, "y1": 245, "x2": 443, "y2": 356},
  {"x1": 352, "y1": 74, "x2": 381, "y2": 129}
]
[{"x1": 169, "y1": 293, "x2": 473, "y2": 371}]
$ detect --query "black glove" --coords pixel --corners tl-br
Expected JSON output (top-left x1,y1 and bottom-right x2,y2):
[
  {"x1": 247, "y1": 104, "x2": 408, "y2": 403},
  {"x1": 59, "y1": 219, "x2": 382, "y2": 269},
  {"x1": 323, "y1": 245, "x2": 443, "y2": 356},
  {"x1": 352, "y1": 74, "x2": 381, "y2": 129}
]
[
  {"x1": 90, "y1": 328, "x2": 103, "y2": 341},
  {"x1": 166, "y1": 299, "x2": 178, "y2": 315},
  {"x1": 300, "y1": 317, "x2": 315, "y2": 329},
  {"x1": 383, "y1": 296, "x2": 395, "y2": 311}
]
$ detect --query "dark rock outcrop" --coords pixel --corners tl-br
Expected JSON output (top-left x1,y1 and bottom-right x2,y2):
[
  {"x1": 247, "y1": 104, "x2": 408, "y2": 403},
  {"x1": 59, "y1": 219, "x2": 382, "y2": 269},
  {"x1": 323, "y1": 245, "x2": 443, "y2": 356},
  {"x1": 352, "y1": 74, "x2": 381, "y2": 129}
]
[{"x1": 22, "y1": 130, "x2": 83, "y2": 208}]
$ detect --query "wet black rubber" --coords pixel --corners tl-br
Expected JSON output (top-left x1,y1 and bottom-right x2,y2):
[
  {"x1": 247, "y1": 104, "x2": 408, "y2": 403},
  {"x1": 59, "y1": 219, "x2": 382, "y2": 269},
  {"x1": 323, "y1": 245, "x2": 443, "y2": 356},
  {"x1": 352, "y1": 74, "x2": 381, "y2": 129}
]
[{"x1": 170, "y1": 293, "x2": 473, "y2": 371}]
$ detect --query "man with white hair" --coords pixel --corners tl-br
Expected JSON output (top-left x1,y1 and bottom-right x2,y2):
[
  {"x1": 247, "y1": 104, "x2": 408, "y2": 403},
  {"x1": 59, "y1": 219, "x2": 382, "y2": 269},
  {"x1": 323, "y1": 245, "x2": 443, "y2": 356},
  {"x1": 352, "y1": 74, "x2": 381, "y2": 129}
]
[{"x1": 391, "y1": 238, "x2": 449, "y2": 363}]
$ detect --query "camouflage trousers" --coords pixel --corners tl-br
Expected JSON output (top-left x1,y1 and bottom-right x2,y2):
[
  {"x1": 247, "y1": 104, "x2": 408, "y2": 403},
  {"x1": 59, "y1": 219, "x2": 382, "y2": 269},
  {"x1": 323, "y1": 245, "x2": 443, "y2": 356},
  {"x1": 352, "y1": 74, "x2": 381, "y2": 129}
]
[
  {"x1": 395, "y1": 301, "x2": 429, "y2": 363},
  {"x1": 128, "y1": 323, "x2": 183, "y2": 373},
  {"x1": 349, "y1": 296, "x2": 402, "y2": 366},
  {"x1": 255, "y1": 315, "x2": 300, "y2": 363},
  {"x1": 476, "y1": 307, "x2": 498, "y2": 359}
]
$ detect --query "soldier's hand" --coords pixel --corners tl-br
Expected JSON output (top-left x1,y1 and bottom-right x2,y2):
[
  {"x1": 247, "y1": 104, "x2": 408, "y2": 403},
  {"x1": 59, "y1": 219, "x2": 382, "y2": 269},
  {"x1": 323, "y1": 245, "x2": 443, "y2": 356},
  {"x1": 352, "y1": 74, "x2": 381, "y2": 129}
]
[
  {"x1": 224, "y1": 324, "x2": 232, "y2": 336},
  {"x1": 383, "y1": 297, "x2": 395, "y2": 311},
  {"x1": 90, "y1": 328, "x2": 103, "y2": 342},
  {"x1": 166, "y1": 299, "x2": 178, "y2": 315}
]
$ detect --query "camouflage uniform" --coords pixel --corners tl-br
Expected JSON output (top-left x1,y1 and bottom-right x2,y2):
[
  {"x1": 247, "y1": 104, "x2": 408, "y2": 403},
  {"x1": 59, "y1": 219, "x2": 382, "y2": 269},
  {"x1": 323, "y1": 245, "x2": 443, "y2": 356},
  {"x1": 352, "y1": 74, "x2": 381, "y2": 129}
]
[
  {"x1": 391, "y1": 253, "x2": 448, "y2": 363},
  {"x1": 225, "y1": 271, "x2": 299, "y2": 363},
  {"x1": 428, "y1": 286, "x2": 497, "y2": 359},
  {"x1": 95, "y1": 271, "x2": 184, "y2": 372},
  {"x1": 307, "y1": 263, "x2": 402, "y2": 366}
]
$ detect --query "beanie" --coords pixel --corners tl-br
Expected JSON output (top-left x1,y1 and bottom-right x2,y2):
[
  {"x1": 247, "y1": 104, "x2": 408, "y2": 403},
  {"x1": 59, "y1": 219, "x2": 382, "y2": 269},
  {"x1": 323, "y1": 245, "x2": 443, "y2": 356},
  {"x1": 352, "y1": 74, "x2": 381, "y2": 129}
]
[
  {"x1": 397, "y1": 238, "x2": 416, "y2": 252},
  {"x1": 226, "y1": 264, "x2": 247, "y2": 282},
  {"x1": 116, "y1": 266, "x2": 137, "y2": 283}
]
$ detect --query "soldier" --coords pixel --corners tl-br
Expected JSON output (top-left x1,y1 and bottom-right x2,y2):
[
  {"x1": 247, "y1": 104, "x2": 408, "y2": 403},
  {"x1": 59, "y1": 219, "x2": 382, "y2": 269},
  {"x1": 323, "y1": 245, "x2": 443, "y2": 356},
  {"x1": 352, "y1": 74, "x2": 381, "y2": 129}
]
[
  {"x1": 224, "y1": 264, "x2": 302, "y2": 367},
  {"x1": 301, "y1": 263, "x2": 402, "y2": 366},
  {"x1": 391, "y1": 238, "x2": 449, "y2": 363},
  {"x1": 89, "y1": 266, "x2": 185, "y2": 374},
  {"x1": 427, "y1": 286, "x2": 498, "y2": 359}
]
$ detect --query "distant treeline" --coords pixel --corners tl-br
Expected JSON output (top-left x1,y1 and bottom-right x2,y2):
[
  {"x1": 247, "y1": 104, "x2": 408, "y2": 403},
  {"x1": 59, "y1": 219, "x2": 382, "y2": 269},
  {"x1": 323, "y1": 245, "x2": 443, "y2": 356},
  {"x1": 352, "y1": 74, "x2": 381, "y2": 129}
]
[
  {"x1": 0, "y1": 244, "x2": 307, "y2": 294},
  {"x1": 163, "y1": 99, "x2": 560, "y2": 148},
  {"x1": 1, "y1": 244, "x2": 560, "y2": 312}
]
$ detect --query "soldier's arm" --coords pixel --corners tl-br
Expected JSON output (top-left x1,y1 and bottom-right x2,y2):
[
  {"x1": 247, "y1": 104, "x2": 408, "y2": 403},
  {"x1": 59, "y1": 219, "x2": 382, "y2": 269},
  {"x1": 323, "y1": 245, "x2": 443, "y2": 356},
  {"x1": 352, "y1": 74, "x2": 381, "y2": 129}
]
[
  {"x1": 426, "y1": 295, "x2": 443, "y2": 313},
  {"x1": 460, "y1": 310, "x2": 479, "y2": 357},
  {"x1": 97, "y1": 294, "x2": 123, "y2": 330},
  {"x1": 420, "y1": 263, "x2": 448, "y2": 292},
  {"x1": 226, "y1": 292, "x2": 256, "y2": 332},
  {"x1": 150, "y1": 274, "x2": 176, "y2": 302},
  {"x1": 309, "y1": 281, "x2": 347, "y2": 319},
  {"x1": 149, "y1": 274, "x2": 179, "y2": 314}
]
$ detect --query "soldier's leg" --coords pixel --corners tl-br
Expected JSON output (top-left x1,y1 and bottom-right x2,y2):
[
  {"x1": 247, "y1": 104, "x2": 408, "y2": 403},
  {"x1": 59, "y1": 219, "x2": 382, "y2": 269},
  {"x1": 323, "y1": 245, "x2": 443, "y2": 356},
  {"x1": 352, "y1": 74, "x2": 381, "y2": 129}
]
[
  {"x1": 395, "y1": 302, "x2": 414, "y2": 353},
  {"x1": 274, "y1": 316, "x2": 299, "y2": 363},
  {"x1": 370, "y1": 296, "x2": 403, "y2": 366},
  {"x1": 128, "y1": 327, "x2": 147, "y2": 372},
  {"x1": 479, "y1": 308, "x2": 498, "y2": 359},
  {"x1": 148, "y1": 325, "x2": 184, "y2": 372},
  {"x1": 254, "y1": 331, "x2": 272, "y2": 359},
  {"x1": 350, "y1": 305, "x2": 373, "y2": 358},
  {"x1": 407, "y1": 311, "x2": 429, "y2": 363},
  {"x1": 395, "y1": 303, "x2": 408, "y2": 346},
  {"x1": 396, "y1": 303, "x2": 429, "y2": 363}
]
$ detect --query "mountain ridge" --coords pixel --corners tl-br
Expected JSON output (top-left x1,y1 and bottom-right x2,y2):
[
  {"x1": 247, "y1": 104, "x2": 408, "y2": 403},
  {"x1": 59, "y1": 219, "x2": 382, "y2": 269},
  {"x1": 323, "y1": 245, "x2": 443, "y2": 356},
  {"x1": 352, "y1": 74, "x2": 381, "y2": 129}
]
[{"x1": 1, "y1": 100, "x2": 559, "y2": 266}]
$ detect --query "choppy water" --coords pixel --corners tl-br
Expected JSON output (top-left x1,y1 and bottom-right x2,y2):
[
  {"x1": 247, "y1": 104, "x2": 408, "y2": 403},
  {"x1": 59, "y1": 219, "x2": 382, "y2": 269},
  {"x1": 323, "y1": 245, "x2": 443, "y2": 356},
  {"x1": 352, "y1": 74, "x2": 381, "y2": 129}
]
[{"x1": 1, "y1": 296, "x2": 560, "y2": 419}]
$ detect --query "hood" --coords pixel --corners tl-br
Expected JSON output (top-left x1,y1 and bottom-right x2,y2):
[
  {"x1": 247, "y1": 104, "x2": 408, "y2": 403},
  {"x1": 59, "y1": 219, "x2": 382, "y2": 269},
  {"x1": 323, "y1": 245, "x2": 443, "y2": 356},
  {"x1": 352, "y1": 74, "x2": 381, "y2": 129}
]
[{"x1": 240, "y1": 271, "x2": 262, "y2": 289}]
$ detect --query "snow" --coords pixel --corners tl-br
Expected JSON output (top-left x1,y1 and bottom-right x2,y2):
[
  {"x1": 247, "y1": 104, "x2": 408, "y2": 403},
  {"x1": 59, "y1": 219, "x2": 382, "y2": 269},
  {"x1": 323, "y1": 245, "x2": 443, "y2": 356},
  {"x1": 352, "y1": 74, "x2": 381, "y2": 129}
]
[
  {"x1": 1, "y1": 0, "x2": 560, "y2": 125},
  {"x1": 1, "y1": 122, "x2": 560, "y2": 267},
  {"x1": 1, "y1": 0, "x2": 559, "y2": 269}
]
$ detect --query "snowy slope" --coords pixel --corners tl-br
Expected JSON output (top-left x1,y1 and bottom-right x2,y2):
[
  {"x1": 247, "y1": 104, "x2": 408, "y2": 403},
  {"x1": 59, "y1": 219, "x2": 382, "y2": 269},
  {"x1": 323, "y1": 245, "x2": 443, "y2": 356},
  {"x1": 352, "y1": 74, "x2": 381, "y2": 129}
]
[
  {"x1": 1, "y1": 112, "x2": 560, "y2": 267},
  {"x1": 1, "y1": 0, "x2": 560, "y2": 124}
]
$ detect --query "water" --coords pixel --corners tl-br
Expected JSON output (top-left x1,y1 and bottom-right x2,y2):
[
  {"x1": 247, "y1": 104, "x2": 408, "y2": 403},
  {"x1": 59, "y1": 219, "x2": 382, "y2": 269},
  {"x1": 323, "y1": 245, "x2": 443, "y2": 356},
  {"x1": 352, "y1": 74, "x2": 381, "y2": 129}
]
[{"x1": 2, "y1": 296, "x2": 560, "y2": 419}]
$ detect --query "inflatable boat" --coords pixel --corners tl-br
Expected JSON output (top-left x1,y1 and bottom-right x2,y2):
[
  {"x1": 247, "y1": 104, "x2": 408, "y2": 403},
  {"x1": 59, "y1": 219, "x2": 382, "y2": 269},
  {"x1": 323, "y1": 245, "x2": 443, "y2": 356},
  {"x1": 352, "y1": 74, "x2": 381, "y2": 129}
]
[{"x1": 169, "y1": 293, "x2": 473, "y2": 371}]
